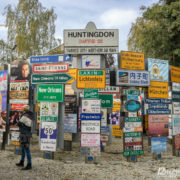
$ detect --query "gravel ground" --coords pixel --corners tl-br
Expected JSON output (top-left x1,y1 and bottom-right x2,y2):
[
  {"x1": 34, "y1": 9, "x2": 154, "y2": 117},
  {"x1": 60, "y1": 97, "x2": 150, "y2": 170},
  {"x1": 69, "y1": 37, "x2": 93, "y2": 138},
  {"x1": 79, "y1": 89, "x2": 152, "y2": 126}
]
[{"x1": 0, "y1": 135, "x2": 180, "y2": 180}]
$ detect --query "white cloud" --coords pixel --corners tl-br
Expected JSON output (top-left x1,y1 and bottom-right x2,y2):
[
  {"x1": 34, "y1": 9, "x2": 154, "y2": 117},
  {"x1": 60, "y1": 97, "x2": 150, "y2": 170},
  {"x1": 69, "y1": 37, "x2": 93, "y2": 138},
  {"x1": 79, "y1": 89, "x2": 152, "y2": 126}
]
[{"x1": 100, "y1": 8, "x2": 138, "y2": 28}]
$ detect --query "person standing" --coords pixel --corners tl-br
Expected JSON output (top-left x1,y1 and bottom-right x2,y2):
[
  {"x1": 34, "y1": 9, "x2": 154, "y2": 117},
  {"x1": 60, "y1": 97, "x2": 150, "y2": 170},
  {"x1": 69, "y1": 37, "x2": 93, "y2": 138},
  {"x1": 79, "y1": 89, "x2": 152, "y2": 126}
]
[{"x1": 16, "y1": 105, "x2": 33, "y2": 170}]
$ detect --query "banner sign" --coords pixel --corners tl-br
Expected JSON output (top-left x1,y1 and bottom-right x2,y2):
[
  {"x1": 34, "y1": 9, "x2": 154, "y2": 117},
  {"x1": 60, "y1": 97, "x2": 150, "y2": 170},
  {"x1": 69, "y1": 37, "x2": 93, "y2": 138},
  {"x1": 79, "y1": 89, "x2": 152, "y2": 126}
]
[
  {"x1": 151, "y1": 137, "x2": 167, "y2": 153},
  {"x1": 148, "y1": 81, "x2": 168, "y2": 99},
  {"x1": 148, "y1": 115, "x2": 168, "y2": 136},
  {"x1": 33, "y1": 63, "x2": 68, "y2": 73},
  {"x1": 64, "y1": 22, "x2": 119, "y2": 54},
  {"x1": 172, "y1": 115, "x2": 180, "y2": 135},
  {"x1": 81, "y1": 55, "x2": 101, "y2": 69},
  {"x1": 64, "y1": 114, "x2": 77, "y2": 133},
  {"x1": 84, "y1": 89, "x2": 99, "y2": 99},
  {"x1": 81, "y1": 120, "x2": 100, "y2": 133},
  {"x1": 32, "y1": 73, "x2": 73, "y2": 84},
  {"x1": 81, "y1": 99, "x2": 101, "y2": 113},
  {"x1": 80, "y1": 113, "x2": 102, "y2": 120},
  {"x1": 148, "y1": 58, "x2": 169, "y2": 82},
  {"x1": 40, "y1": 122, "x2": 57, "y2": 152},
  {"x1": 37, "y1": 84, "x2": 64, "y2": 102},
  {"x1": 99, "y1": 94, "x2": 113, "y2": 108},
  {"x1": 171, "y1": 66, "x2": 180, "y2": 83},
  {"x1": 30, "y1": 55, "x2": 71, "y2": 63},
  {"x1": 172, "y1": 91, "x2": 180, "y2": 102},
  {"x1": 120, "y1": 51, "x2": 144, "y2": 70},
  {"x1": 116, "y1": 70, "x2": 150, "y2": 87},
  {"x1": 81, "y1": 133, "x2": 100, "y2": 147},
  {"x1": 77, "y1": 69, "x2": 105, "y2": 89}
]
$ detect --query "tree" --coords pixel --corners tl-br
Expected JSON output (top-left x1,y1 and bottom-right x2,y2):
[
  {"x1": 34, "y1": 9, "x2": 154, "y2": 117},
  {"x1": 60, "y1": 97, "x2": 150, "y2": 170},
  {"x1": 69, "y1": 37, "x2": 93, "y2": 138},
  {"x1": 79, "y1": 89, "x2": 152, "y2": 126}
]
[
  {"x1": 128, "y1": 0, "x2": 180, "y2": 66},
  {"x1": 3, "y1": 0, "x2": 60, "y2": 61}
]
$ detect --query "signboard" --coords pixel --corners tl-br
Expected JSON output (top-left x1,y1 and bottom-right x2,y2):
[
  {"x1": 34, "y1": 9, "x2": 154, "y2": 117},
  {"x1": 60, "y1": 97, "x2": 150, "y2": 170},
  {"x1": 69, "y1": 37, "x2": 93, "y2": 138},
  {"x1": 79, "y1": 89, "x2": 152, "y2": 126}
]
[
  {"x1": 30, "y1": 55, "x2": 71, "y2": 63},
  {"x1": 145, "y1": 98, "x2": 172, "y2": 104},
  {"x1": 110, "y1": 112, "x2": 120, "y2": 125},
  {"x1": 65, "y1": 95, "x2": 77, "y2": 113},
  {"x1": 172, "y1": 91, "x2": 180, "y2": 102},
  {"x1": 172, "y1": 115, "x2": 180, "y2": 135},
  {"x1": 84, "y1": 89, "x2": 99, "y2": 99},
  {"x1": 148, "y1": 58, "x2": 169, "y2": 82},
  {"x1": 173, "y1": 102, "x2": 180, "y2": 114},
  {"x1": 122, "y1": 89, "x2": 140, "y2": 96},
  {"x1": 66, "y1": 69, "x2": 77, "y2": 84},
  {"x1": 81, "y1": 99, "x2": 101, "y2": 113},
  {"x1": 172, "y1": 82, "x2": 180, "y2": 91},
  {"x1": 120, "y1": 51, "x2": 144, "y2": 70},
  {"x1": 99, "y1": 94, "x2": 113, "y2": 108},
  {"x1": 148, "y1": 81, "x2": 168, "y2": 99},
  {"x1": 81, "y1": 55, "x2": 101, "y2": 69},
  {"x1": 81, "y1": 133, "x2": 100, "y2": 147},
  {"x1": 125, "y1": 100, "x2": 141, "y2": 112},
  {"x1": 116, "y1": 70, "x2": 150, "y2": 87},
  {"x1": 32, "y1": 73, "x2": 73, "y2": 84},
  {"x1": 151, "y1": 137, "x2": 167, "y2": 153},
  {"x1": 148, "y1": 115, "x2": 168, "y2": 136},
  {"x1": 0, "y1": 71, "x2": 7, "y2": 91},
  {"x1": 80, "y1": 113, "x2": 102, "y2": 120},
  {"x1": 77, "y1": 69, "x2": 105, "y2": 89},
  {"x1": 123, "y1": 150, "x2": 144, "y2": 157},
  {"x1": 112, "y1": 125, "x2": 123, "y2": 136},
  {"x1": 171, "y1": 66, "x2": 180, "y2": 83},
  {"x1": 33, "y1": 63, "x2": 68, "y2": 73},
  {"x1": 64, "y1": 114, "x2": 77, "y2": 133},
  {"x1": 98, "y1": 85, "x2": 120, "y2": 94},
  {"x1": 175, "y1": 135, "x2": 180, "y2": 150},
  {"x1": 80, "y1": 146, "x2": 100, "y2": 156},
  {"x1": 64, "y1": 22, "x2": 119, "y2": 54},
  {"x1": 100, "y1": 108, "x2": 107, "y2": 127},
  {"x1": 81, "y1": 120, "x2": 100, "y2": 133},
  {"x1": 37, "y1": 84, "x2": 64, "y2": 102},
  {"x1": 40, "y1": 122, "x2": 57, "y2": 152},
  {"x1": 11, "y1": 131, "x2": 20, "y2": 142}
]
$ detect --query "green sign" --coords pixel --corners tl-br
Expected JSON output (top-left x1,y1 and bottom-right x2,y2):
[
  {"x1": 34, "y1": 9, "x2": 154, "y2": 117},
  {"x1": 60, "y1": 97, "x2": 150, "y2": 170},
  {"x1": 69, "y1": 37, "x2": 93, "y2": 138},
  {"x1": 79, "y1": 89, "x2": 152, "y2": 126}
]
[
  {"x1": 40, "y1": 116, "x2": 58, "y2": 122},
  {"x1": 125, "y1": 132, "x2": 142, "y2": 137},
  {"x1": 123, "y1": 89, "x2": 140, "y2": 96},
  {"x1": 32, "y1": 73, "x2": 73, "y2": 84},
  {"x1": 123, "y1": 150, "x2": 144, "y2": 157},
  {"x1": 84, "y1": 89, "x2": 99, "y2": 99},
  {"x1": 79, "y1": 70, "x2": 104, "y2": 75},
  {"x1": 37, "y1": 84, "x2": 64, "y2": 102},
  {"x1": 125, "y1": 117, "x2": 142, "y2": 122},
  {"x1": 99, "y1": 94, "x2": 113, "y2": 108}
]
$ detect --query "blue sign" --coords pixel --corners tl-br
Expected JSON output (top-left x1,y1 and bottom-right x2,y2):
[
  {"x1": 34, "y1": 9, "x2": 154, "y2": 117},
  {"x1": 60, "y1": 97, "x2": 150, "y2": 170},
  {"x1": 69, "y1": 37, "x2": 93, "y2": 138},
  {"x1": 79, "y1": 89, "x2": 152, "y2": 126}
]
[
  {"x1": 148, "y1": 103, "x2": 169, "y2": 109},
  {"x1": 127, "y1": 95, "x2": 138, "y2": 101},
  {"x1": 30, "y1": 55, "x2": 71, "y2": 63},
  {"x1": 101, "y1": 126, "x2": 109, "y2": 132},
  {"x1": 80, "y1": 113, "x2": 102, "y2": 120},
  {"x1": 145, "y1": 98, "x2": 172, "y2": 104},
  {"x1": 146, "y1": 109, "x2": 171, "y2": 115},
  {"x1": 64, "y1": 114, "x2": 77, "y2": 133},
  {"x1": 151, "y1": 137, "x2": 167, "y2": 153},
  {"x1": 125, "y1": 100, "x2": 141, "y2": 112}
]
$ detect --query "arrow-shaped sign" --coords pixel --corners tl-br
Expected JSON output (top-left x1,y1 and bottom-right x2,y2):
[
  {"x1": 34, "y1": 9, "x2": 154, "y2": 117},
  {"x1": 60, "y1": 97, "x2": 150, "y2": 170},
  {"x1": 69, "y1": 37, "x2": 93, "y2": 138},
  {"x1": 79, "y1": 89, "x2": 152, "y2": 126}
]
[{"x1": 32, "y1": 73, "x2": 73, "y2": 84}]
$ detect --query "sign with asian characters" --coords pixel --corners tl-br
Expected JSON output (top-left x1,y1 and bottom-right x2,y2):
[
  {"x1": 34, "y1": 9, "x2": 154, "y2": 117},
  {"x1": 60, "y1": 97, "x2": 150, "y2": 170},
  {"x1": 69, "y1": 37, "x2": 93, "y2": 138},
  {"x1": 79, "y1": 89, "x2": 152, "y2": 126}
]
[
  {"x1": 148, "y1": 81, "x2": 168, "y2": 99},
  {"x1": 120, "y1": 51, "x2": 144, "y2": 70},
  {"x1": 77, "y1": 69, "x2": 105, "y2": 89},
  {"x1": 171, "y1": 66, "x2": 180, "y2": 83},
  {"x1": 116, "y1": 70, "x2": 150, "y2": 87}
]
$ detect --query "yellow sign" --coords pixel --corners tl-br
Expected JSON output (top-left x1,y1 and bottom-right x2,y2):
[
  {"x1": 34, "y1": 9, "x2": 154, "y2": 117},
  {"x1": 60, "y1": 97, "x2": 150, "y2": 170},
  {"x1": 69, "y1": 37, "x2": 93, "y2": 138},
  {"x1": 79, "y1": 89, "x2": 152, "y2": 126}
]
[
  {"x1": 171, "y1": 66, "x2": 180, "y2": 83},
  {"x1": 77, "y1": 69, "x2": 105, "y2": 89},
  {"x1": 12, "y1": 141, "x2": 20, "y2": 146},
  {"x1": 120, "y1": 51, "x2": 144, "y2": 70},
  {"x1": 112, "y1": 125, "x2": 123, "y2": 136},
  {"x1": 148, "y1": 81, "x2": 168, "y2": 99},
  {"x1": 66, "y1": 69, "x2": 77, "y2": 84}
]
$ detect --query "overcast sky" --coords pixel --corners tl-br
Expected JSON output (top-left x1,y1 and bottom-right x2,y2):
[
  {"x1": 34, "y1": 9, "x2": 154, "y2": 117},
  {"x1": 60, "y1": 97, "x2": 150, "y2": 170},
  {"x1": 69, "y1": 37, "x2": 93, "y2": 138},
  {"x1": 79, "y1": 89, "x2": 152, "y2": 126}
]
[{"x1": 0, "y1": 0, "x2": 159, "y2": 51}]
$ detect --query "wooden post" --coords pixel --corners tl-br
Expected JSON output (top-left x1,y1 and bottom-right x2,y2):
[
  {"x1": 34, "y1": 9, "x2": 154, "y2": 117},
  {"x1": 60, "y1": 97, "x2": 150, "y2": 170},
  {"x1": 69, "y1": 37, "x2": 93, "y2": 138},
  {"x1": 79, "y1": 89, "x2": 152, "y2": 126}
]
[{"x1": 172, "y1": 136, "x2": 176, "y2": 156}]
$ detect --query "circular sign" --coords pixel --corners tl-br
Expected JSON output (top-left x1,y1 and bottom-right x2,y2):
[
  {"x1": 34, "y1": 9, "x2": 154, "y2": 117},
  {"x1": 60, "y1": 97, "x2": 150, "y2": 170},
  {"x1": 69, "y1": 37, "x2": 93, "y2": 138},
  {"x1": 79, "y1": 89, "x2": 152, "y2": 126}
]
[{"x1": 125, "y1": 100, "x2": 141, "y2": 112}]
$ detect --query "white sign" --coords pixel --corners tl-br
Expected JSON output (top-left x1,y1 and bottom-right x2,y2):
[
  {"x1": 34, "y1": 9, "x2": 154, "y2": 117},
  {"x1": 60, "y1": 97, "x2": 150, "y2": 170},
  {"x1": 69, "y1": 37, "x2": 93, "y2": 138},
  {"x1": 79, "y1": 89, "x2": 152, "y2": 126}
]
[
  {"x1": 172, "y1": 115, "x2": 180, "y2": 136},
  {"x1": 0, "y1": 130, "x2": 3, "y2": 143},
  {"x1": 81, "y1": 120, "x2": 100, "y2": 133},
  {"x1": 82, "y1": 99, "x2": 101, "y2": 113},
  {"x1": 128, "y1": 112, "x2": 137, "y2": 117},
  {"x1": 172, "y1": 82, "x2": 180, "y2": 92},
  {"x1": 40, "y1": 102, "x2": 58, "y2": 117},
  {"x1": 81, "y1": 55, "x2": 101, "y2": 69},
  {"x1": 40, "y1": 122, "x2": 57, "y2": 152},
  {"x1": 11, "y1": 131, "x2": 20, "y2": 142},
  {"x1": 99, "y1": 85, "x2": 120, "y2": 94},
  {"x1": 173, "y1": 102, "x2": 180, "y2": 114},
  {"x1": 64, "y1": 22, "x2": 119, "y2": 54},
  {"x1": 81, "y1": 133, "x2": 100, "y2": 147},
  {"x1": 101, "y1": 108, "x2": 107, "y2": 126}
]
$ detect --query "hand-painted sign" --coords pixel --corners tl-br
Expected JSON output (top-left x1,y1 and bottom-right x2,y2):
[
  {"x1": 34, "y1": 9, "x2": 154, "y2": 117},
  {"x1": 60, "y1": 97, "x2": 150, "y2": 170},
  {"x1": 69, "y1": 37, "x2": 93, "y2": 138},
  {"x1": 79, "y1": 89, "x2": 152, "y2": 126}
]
[
  {"x1": 120, "y1": 51, "x2": 145, "y2": 70},
  {"x1": 81, "y1": 99, "x2": 101, "y2": 113},
  {"x1": 81, "y1": 133, "x2": 100, "y2": 147},
  {"x1": 116, "y1": 70, "x2": 150, "y2": 87},
  {"x1": 125, "y1": 100, "x2": 141, "y2": 112},
  {"x1": 77, "y1": 69, "x2": 105, "y2": 89},
  {"x1": 171, "y1": 66, "x2": 180, "y2": 83},
  {"x1": 99, "y1": 94, "x2": 113, "y2": 108},
  {"x1": 30, "y1": 55, "x2": 71, "y2": 63},
  {"x1": 81, "y1": 55, "x2": 101, "y2": 69},
  {"x1": 32, "y1": 73, "x2": 73, "y2": 84},
  {"x1": 40, "y1": 122, "x2": 57, "y2": 152},
  {"x1": 80, "y1": 113, "x2": 102, "y2": 120},
  {"x1": 84, "y1": 89, "x2": 99, "y2": 99},
  {"x1": 151, "y1": 137, "x2": 167, "y2": 153},
  {"x1": 33, "y1": 63, "x2": 69, "y2": 73},
  {"x1": 148, "y1": 58, "x2": 169, "y2": 82},
  {"x1": 37, "y1": 84, "x2": 64, "y2": 102},
  {"x1": 81, "y1": 120, "x2": 100, "y2": 133}
]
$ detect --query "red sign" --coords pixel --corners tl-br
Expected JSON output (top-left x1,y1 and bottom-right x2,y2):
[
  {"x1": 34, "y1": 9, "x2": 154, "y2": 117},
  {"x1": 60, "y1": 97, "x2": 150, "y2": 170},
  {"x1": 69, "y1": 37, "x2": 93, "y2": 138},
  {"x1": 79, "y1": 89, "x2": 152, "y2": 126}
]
[
  {"x1": 33, "y1": 63, "x2": 69, "y2": 73},
  {"x1": 11, "y1": 104, "x2": 26, "y2": 110}
]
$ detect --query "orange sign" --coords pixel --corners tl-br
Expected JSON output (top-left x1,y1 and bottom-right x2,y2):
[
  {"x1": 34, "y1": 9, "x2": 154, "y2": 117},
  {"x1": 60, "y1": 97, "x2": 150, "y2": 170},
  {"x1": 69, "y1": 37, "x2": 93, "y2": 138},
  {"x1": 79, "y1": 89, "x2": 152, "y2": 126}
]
[
  {"x1": 120, "y1": 51, "x2": 144, "y2": 70},
  {"x1": 12, "y1": 141, "x2": 20, "y2": 146},
  {"x1": 112, "y1": 125, "x2": 123, "y2": 136},
  {"x1": 148, "y1": 81, "x2": 168, "y2": 99},
  {"x1": 66, "y1": 69, "x2": 77, "y2": 84},
  {"x1": 171, "y1": 66, "x2": 180, "y2": 83}
]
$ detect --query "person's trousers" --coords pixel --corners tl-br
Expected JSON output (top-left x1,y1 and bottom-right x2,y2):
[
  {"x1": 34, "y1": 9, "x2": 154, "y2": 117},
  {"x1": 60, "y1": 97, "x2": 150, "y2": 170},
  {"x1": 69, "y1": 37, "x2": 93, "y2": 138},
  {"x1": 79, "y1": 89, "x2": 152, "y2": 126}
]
[{"x1": 21, "y1": 146, "x2": 31, "y2": 164}]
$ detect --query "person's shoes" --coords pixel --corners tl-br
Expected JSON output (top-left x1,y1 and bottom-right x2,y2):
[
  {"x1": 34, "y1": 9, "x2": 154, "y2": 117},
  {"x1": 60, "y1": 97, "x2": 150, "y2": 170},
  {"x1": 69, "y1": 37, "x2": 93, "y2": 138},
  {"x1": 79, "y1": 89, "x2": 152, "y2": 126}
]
[
  {"x1": 16, "y1": 160, "x2": 24, "y2": 167},
  {"x1": 21, "y1": 163, "x2": 32, "y2": 170}
]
